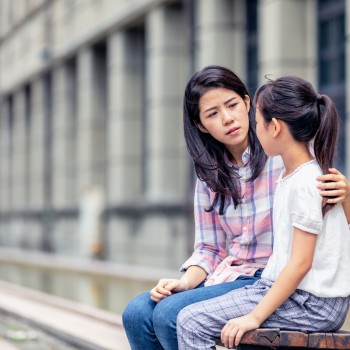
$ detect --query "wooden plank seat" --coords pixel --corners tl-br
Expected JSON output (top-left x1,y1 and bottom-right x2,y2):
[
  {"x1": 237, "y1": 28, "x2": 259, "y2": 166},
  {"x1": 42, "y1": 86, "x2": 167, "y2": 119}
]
[{"x1": 216, "y1": 328, "x2": 350, "y2": 349}]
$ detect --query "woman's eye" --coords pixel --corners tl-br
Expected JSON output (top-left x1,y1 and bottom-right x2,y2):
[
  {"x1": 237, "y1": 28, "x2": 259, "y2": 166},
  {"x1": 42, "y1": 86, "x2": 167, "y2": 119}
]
[
  {"x1": 228, "y1": 103, "x2": 237, "y2": 109},
  {"x1": 208, "y1": 111, "x2": 217, "y2": 118}
]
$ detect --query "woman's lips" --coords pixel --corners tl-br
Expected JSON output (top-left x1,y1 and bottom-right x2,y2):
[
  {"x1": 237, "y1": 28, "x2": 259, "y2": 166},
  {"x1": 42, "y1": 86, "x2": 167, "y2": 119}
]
[{"x1": 226, "y1": 127, "x2": 240, "y2": 135}]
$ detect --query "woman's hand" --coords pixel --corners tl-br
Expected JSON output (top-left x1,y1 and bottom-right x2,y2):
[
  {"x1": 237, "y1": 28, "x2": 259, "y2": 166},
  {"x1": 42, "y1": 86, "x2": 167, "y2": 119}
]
[
  {"x1": 317, "y1": 168, "x2": 350, "y2": 223},
  {"x1": 317, "y1": 168, "x2": 350, "y2": 204},
  {"x1": 221, "y1": 314, "x2": 260, "y2": 348},
  {"x1": 150, "y1": 278, "x2": 188, "y2": 303}
]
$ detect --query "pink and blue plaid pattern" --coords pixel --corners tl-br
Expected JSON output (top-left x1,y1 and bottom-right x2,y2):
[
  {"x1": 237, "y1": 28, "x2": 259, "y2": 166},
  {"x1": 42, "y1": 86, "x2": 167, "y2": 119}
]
[{"x1": 181, "y1": 153, "x2": 284, "y2": 284}]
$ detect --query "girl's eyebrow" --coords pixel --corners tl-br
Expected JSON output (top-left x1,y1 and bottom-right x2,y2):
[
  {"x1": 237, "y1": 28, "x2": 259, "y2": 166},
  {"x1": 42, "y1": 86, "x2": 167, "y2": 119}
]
[{"x1": 202, "y1": 97, "x2": 238, "y2": 114}]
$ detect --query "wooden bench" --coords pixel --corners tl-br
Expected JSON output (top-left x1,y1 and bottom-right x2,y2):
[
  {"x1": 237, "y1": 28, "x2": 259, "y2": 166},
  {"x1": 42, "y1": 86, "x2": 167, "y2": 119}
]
[{"x1": 217, "y1": 328, "x2": 350, "y2": 349}]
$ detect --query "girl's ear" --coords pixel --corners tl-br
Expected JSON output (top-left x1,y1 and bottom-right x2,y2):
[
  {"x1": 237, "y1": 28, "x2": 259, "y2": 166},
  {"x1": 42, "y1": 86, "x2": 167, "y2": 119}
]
[
  {"x1": 271, "y1": 117, "x2": 281, "y2": 137},
  {"x1": 244, "y1": 95, "x2": 250, "y2": 113},
  {"x1": 195, "y1": 121, "x2": 209, "y2": 133}
]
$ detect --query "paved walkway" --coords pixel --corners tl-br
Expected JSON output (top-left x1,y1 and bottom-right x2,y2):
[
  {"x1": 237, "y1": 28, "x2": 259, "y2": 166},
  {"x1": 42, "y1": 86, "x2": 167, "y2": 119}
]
[
  {"x1": 0, "y1": 280, "x2": 130, "y2": 350},
  {"x1": 0, "y1": 340, "x2": 18, "y2": 350}
]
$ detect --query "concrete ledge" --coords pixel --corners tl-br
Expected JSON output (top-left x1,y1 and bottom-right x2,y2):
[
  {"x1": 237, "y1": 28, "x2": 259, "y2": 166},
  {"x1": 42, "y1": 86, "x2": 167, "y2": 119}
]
[
  {"x1": 0, "y1": 280, "x2": 130, "y2": 350},
  {"x1": 0, "y1": 247, "x2": 179, "y2": 282}
]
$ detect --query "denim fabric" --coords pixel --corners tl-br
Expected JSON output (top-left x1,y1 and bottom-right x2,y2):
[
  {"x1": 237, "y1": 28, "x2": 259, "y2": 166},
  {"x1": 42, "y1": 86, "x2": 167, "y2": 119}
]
[{"x1": 122, "y1": 269, "x2": 262, "y2": 350}]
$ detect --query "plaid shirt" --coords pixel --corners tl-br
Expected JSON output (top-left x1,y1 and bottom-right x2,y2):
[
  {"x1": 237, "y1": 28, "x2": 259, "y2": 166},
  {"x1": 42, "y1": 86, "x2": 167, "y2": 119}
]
[{"x1": 181, "y1": 151, "x2": 284, "y2": 285}]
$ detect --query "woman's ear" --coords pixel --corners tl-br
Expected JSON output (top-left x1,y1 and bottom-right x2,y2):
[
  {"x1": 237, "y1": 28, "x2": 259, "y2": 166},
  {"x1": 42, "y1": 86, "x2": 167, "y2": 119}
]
[
  {"x1": 195, "y1": 121, "x2": 209, "y2": 133},
  {"x1": 271, "y1": 117, "x2": 281, "y2": 137},
  {"x1": 244, "y1": 95, "x2": 250, "y2": 113}
]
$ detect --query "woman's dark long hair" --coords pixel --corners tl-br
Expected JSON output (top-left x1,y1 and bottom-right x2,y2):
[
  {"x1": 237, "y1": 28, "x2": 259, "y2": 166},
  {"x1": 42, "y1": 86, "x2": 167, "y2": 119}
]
[
  {"x1": 183, "y1": 65, "x2": 267, "y2": 214},
  {"x1": 255, "y1": 76, "x2": 339, "y2": 216}
]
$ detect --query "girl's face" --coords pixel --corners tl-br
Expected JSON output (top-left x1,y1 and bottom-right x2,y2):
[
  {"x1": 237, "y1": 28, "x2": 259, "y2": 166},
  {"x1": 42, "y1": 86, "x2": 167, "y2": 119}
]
[{"x1": 197, "y1": 88, "x2": 250, "y2": 159}]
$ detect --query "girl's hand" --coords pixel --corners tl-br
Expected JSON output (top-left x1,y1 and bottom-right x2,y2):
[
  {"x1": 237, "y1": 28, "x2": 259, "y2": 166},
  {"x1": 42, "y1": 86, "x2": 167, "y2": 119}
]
[
  {"x1": 221, "y1": 314, "x2": 260, "y2": 348},
  {"x1": 317, "y1": 168, "x2": 350, "y2": 204},
  {"x1": 150, "y1": 278, "x2": 188, "y2": 302}
]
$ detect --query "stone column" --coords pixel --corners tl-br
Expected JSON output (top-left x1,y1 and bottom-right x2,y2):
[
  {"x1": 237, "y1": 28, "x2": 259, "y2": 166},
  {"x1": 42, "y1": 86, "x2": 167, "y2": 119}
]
[
  {"x1": 52, "y1": 64, "x2": 77, "y2": 210},
  {"x1": 28, "y1": 77, "x2": 46, "y2": 249},
  {"x1": 258, "y1": 0, "x2": 317, "y2": 84},
  {"x1": 76, "y1": 47, "x2": 106, "y2": 258},
  {"x1": 0, "y1": 99, "x2": 12, "y2": 245},
  {"x1": 11, "y1": 90, "x2": 27, "y2": 247},
  {"x1": 194, "y1": 0, "x2": 246, "y2": 78},
  {"x1": 106, "y1": 28, "x2": 145, "y2": 261},
  {"x1": 0, "y1": 99, "x2": 11, "y2": 212},
  {"x1": 145, "y1": 4, "x2": 189, "y2": 201},
  {"x1": 113, "y1": 3, "x2": 191, "y2": 268},
  {"x1": 51, "y1": 62, "x2": 78, "y2": 253},
  {"x1": 107, "y1": 29, "x2": 144, "y2": 205},
  {"x1": 76, "y1": 47, "x2": 106, "y2": 195},
  {"x1": 12, "y1": 90, "x2": 27, "y2": 212}
]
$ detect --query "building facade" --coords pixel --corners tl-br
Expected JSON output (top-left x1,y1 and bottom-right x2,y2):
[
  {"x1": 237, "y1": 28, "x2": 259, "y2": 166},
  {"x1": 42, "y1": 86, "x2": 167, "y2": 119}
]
[{"x1": 0, "y1": 0, "x2": 349, "y2": 270}]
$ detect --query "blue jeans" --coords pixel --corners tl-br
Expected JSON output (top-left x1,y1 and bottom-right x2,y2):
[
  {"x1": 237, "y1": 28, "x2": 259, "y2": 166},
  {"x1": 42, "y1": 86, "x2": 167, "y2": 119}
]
[{"x1": 122, "y1": 269, "x2": 263, "y2": 350}]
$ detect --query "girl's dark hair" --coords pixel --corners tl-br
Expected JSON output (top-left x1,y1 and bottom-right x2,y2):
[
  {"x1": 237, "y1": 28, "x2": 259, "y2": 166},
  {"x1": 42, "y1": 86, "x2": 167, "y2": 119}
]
[
  {"x1": 255, "y1": 75, "x2": 339, "y2": 216},
  {"x1": 183, "y1": 65, "x2": 267, "y2": 214}
]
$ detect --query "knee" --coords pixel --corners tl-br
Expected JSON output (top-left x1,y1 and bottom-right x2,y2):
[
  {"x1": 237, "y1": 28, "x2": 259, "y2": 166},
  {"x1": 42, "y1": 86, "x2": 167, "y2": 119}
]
[
  {"x1": 177, "y1": 305, "x2": 204, "y2": 336},
  {"x1": 152, "y1": 299, "x2": 176, "y2": 332},
  {"x1": 177, "y1": 306, "x2": 217, "y2": 348},
  {"x1": 122, "y1": 293, "x2": 152, "y2": 330},
  {"x1": 122, "y1": 299, "x2": 138, "y2": 330},
  {"x1": 177, "y1": 306, "x2": 192, "y2": 333}
]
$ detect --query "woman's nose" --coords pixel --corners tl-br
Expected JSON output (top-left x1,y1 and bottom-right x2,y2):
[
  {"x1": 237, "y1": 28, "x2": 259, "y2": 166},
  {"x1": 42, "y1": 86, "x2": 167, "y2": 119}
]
[{"x1": 222, "y1": 110, "x2": 234, "y2": 125}]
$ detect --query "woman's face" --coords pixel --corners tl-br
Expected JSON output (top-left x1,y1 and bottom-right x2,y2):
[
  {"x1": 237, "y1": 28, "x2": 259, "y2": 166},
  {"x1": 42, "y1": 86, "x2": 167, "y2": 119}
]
[{"x1": 197, "y1": 87, "x2": 250, "y2": 159}]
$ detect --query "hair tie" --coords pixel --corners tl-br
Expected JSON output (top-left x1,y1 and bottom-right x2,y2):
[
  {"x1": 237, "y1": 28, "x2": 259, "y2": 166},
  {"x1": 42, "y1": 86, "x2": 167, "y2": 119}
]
[{"x1": 316, "y1": 94, "x2": 322, "y2": 103}]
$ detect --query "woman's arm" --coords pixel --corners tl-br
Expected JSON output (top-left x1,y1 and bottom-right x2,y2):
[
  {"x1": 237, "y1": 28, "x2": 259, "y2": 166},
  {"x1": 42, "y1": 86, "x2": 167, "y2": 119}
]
[
  {"x1": 221, "y1": 227, "x2": 317, "y2": 348},
  {"x1": 150, "y1": 265, "x2": 207, "y2": 302},
  {"x1": 180, "y1": 179, "x2": 228, "y2": 274},
  {"x1": 151, "y1": 180, "x2": 226, "y2": 303},
  {"x1": 317, "y1": 168, "x2": 350, "y2": 222}
]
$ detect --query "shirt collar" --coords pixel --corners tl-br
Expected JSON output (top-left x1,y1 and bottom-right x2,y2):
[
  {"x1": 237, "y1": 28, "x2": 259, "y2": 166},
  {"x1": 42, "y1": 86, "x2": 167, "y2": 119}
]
[{"x1": 224, "y1": 147, "x2": 251, "y2": 168}]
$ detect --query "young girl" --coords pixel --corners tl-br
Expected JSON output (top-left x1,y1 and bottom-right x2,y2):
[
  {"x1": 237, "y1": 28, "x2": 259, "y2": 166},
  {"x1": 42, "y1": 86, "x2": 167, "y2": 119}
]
[
  {"x1": 177, "y1": 75, "x2": 350, "y2": 349},
  {"x1": 122, "y1": 66, "x2": 350, "y2": 350}
]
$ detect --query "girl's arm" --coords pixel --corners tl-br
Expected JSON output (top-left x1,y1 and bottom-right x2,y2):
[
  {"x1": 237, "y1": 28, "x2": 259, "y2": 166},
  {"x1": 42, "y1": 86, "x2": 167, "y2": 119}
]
[
  {"x1": 317, "y1": 168, "x2": 350, "y2": 223},
  {"x1": 221, "y1": 227, "x2": 317, "y2": 348}
]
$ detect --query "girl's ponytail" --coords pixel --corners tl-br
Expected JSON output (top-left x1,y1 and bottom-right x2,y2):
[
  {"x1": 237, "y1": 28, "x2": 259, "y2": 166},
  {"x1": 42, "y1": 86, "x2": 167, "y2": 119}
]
[
  {"x1": 313, "y1": 95, "x2": 339, "y2": 174},
  {"x1": 313, "y1": 95, "x2": 339, "y2": 215},
  {"x1": 255, "y1": 76, "x2": 340, "y2": 216}
]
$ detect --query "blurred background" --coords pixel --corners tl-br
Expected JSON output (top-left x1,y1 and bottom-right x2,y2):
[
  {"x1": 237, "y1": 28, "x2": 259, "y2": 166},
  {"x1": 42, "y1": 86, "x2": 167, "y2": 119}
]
[{"x1": 0, "y1": 0, "x2": 349, "y2": 346}]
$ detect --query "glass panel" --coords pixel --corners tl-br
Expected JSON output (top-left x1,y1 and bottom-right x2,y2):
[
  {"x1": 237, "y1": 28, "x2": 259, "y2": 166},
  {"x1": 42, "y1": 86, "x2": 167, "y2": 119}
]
[
  {"x1": 318, "y1": 0, "x2": 346, "y2": 172},
  {"x1": 246, "y1": 0, "x2": 258, "y2": 96}
]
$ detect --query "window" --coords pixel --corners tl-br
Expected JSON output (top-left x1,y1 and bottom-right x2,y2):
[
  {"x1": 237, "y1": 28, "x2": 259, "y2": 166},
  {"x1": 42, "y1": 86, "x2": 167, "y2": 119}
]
[
  {"x1": 318, "y1": 0, "x2": 346, "y2": 172},
  {"x1": 246, "y1": 0, "x2": 258, "y2": 96},
  {"x1": 24, "y1": 85, "x2": 32, "y2": 206}
]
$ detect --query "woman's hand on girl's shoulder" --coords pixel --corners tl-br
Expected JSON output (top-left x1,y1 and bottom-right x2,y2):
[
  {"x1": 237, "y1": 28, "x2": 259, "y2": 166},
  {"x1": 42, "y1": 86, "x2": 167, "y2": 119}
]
[
  {"x1": 150, "y1": 278, "x2": 187, "y2": 303},
  {"x1": 317, "y1": 168, "x2": 350, "y2": 204}
]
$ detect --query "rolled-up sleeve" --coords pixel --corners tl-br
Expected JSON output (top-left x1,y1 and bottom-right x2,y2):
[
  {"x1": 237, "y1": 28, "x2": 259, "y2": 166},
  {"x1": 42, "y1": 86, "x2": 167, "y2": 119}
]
[
  {"x1": 180, "y1": 179, "x2": 227, "y2": 275},
  {"x1": 290, "y1": 181, "x2": 323, "y2": 235}
]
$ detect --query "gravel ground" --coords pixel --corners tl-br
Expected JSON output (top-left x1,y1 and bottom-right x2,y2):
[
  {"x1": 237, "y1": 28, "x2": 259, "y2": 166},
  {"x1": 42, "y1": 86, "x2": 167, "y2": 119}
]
[{"x1": 0, "y1": 313, "x2": 81, "y2": 350}]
